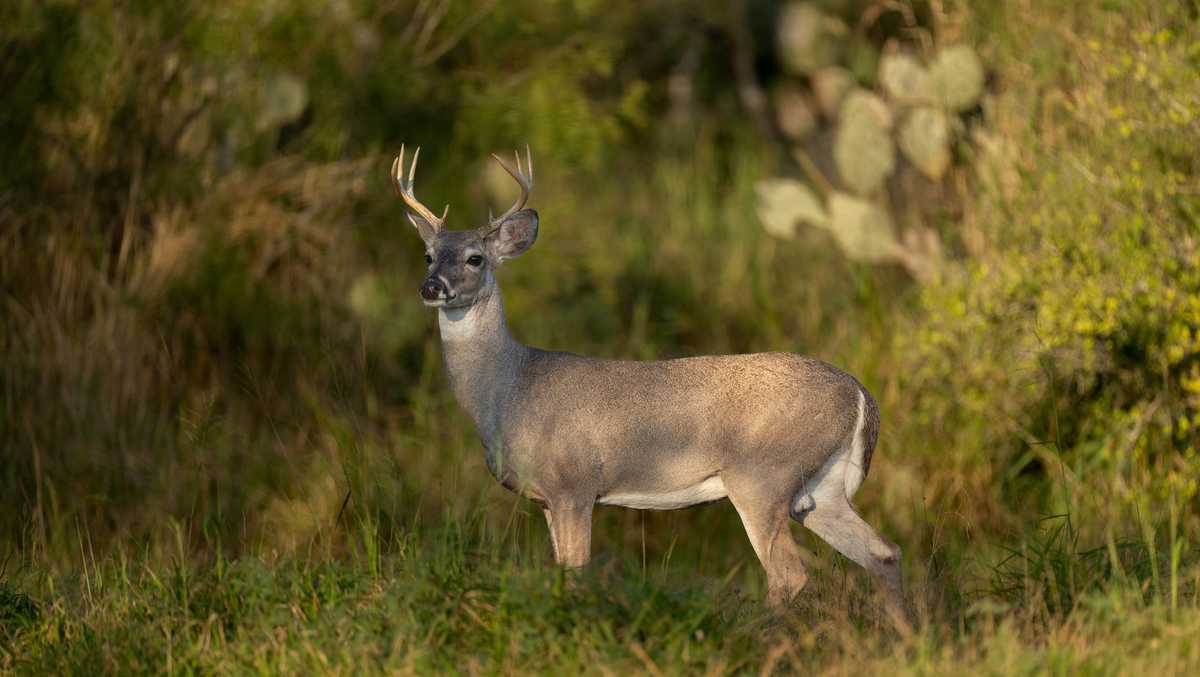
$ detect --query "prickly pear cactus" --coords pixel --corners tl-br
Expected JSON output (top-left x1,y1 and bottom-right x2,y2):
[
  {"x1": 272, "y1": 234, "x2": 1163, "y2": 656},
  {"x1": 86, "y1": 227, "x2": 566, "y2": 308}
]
[
  {"x1": 930, "y1": 45, "x2": 985, "y2": 112},
  {"x1": 811, "y1": 66, "x2": 855, "y2": 118},
  {"x1": 826, "y1": 192, "x2": 899, "y2": 262},
  {"x1": 879, "y1": 53, "x2": 933, "y2": 105},
  {"x1": 755, "y1": 178, "x2": 828, "y2": 239},
  {"x1": 834, "y1": 90, "x2": 895, "y2": 195},
  {"x1": 774, "y1": 84, "x2": 819, "y2": 140},
  {"x1": 898, "y1": 107, "x2": 952, "y2": 180},
  {"x1": 777, "y1": 3, "x2": 844, "y2": 75},
  {"x1": 758, "y1": 5, "x2": 989, "y2": 282},
  {"x1": 257, "y1": 73, "x2": 308, "y2": 133}
]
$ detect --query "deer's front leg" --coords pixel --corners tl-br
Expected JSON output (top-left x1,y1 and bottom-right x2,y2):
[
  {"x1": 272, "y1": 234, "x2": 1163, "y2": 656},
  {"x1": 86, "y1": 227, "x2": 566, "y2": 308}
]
[{"x1": 544, "y1": 499, "x2": 593, "y2": 567}]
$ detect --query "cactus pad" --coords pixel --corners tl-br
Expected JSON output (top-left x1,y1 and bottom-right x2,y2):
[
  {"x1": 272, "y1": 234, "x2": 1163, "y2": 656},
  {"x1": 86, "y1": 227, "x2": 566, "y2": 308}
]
[
  {"x1": 834, "y1": 90, "x2": 896, "y2": 195},
  {"x1": 898, "y1": 106, "x2": 952, "y2": 180},
  {"x1": 930, "y1": 45, "x2": 985, "y2": 112},
  {"x1": 755, "y1": 178, "x2": 829, "y2": 239}
]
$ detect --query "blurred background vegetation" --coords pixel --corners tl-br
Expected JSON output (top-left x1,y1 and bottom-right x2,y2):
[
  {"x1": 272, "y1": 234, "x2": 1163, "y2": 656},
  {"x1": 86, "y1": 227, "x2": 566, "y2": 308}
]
[{"x1": 1, "y1": 0, "x2": 1199, "y2": 671}]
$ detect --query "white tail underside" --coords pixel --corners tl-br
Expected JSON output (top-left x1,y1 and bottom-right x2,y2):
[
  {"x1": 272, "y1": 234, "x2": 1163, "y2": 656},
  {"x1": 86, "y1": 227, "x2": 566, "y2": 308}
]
[{"x1": 791, "y1": 389, "x2": 868, "y2": 516}]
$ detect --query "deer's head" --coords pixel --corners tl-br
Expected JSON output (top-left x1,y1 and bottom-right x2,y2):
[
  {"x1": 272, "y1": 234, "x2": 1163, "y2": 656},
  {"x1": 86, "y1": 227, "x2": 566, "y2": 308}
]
[{"x1": 392, "y1": 146, "x2": 538, "y2": 309}]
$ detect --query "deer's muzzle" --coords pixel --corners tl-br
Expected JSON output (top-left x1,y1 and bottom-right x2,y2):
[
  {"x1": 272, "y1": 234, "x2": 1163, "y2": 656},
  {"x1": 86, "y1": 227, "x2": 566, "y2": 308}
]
[{"x1": 420, "y1": 278, "x2": 445, "y2": 301}]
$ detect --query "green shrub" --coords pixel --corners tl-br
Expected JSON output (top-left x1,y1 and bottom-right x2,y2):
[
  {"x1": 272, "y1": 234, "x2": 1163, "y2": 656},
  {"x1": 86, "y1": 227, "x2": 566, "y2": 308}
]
[{"x1": 902, "y1": 4, "x2": 1200, "y2": 545}]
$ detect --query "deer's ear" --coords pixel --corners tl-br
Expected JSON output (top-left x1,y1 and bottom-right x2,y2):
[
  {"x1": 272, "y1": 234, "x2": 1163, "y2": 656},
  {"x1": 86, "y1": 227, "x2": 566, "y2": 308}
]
[
  {"x1": 483, "y1": 209, "x2": 538, "y2": 261},
  {"x1": 407, "y1": 213, "x2": 439, "y2": 244}
]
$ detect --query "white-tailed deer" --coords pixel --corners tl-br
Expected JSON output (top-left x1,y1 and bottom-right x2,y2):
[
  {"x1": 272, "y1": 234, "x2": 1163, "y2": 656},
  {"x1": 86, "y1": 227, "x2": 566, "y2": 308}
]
[{"x1": 392, "y1": 146, "x2": 908, "y2": 626}]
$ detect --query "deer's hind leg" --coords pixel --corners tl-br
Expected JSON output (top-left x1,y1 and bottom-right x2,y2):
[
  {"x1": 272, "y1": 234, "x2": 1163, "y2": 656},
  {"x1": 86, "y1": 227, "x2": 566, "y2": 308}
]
[
  {"x1": 793, "y1": 474, "x2": 910, "y2": 630},
  {"x1": 723, "y1": 475, "x2": 810, "y2": 607}
]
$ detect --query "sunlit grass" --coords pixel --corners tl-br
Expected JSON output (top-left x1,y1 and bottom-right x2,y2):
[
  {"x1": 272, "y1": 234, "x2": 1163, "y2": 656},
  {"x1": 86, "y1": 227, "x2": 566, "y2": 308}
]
[{"x1": 2, "y1": 517, "x2": 1198, "y2": 674}]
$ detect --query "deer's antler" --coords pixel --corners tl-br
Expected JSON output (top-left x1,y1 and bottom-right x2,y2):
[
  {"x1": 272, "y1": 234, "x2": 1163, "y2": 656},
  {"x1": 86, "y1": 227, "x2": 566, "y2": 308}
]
[
  {"x1": 486, "y1": 145, "x2": 534, "y2": 229},
  {"x1": 392, "y1": 145, "x2": 448, "y2": 229}
]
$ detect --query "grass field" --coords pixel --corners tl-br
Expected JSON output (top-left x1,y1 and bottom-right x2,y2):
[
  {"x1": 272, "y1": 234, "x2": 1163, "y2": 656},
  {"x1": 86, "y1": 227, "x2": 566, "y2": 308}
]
[
  {"x1": 3, "y1": 515, "x2": 1200, "y2": 673},
  {"x1": 2, "y1": 0, "x2": 1199, "y2": 673}
]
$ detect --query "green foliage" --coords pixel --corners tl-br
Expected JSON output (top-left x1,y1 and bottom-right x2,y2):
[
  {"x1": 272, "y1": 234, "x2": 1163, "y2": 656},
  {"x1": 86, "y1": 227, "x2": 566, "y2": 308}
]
[
  {"x1": 985, "y1": 514, "x2": 1161, "y2": 616},
  {"x1": 902, "y1": 2, "x2": 1200, "y2": 540},
  {"x1": 0, "y1": 0, "x2": 699, "y2": 552},
  {"x1": 0, "y1": 583, "x2": 39, "y2": 632}
]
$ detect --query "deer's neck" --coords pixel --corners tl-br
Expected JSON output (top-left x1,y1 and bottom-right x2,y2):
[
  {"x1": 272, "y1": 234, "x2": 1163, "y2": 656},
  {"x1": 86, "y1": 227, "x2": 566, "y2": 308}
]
[{"x1": 437, "y1": 288, "x2": 528, "y2": 438}]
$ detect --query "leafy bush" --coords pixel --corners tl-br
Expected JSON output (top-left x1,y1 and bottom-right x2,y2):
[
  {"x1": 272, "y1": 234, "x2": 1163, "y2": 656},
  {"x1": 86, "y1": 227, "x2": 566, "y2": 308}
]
[{"x1": 902, "y1": 4, "x2": 1200, "y2": 543}]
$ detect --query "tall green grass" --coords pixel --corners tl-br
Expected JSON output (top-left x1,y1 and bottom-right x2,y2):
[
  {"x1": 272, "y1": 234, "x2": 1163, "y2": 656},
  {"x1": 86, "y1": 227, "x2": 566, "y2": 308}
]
[{"x1": 3, "y1": 515, "x2": 1199, "y2": 674}]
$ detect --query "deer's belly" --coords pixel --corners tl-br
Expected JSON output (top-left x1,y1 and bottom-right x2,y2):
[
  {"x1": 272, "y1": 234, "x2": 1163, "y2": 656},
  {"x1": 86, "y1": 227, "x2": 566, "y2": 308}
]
[{"x1": 596, "y1": 475, "x2": 727, "y2": 510}]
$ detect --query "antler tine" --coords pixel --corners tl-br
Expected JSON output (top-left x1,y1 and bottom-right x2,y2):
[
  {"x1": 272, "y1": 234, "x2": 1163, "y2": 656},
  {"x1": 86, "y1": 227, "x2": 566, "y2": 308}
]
[
  {"x1": 390, "y1": 154, "x2": 403, "y2": 195},
  {"x1": 392, "y1": 144, "x2": 448, "y2": 228},
  {"x1": 488, "y1": 145, "x2": 534, "y2": 227},
  {"x1": 507, "y1": 145, "x2": 534, "y2": 184}
]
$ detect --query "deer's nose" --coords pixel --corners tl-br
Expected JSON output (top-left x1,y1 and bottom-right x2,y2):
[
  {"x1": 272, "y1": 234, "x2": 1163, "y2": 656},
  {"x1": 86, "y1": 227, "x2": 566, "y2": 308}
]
[{"x1": 420, "y1": 278, "x2": 444, "y2": 301}]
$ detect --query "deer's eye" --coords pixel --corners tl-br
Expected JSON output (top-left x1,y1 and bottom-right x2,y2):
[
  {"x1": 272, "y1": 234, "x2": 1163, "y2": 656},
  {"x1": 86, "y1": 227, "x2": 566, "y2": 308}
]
[
  {"x1": 424, "y1": 254, "x2": 433, "y2": 264},
  {"x1": 466, "y1": 255, "x2": 484, "y2": 267}
]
